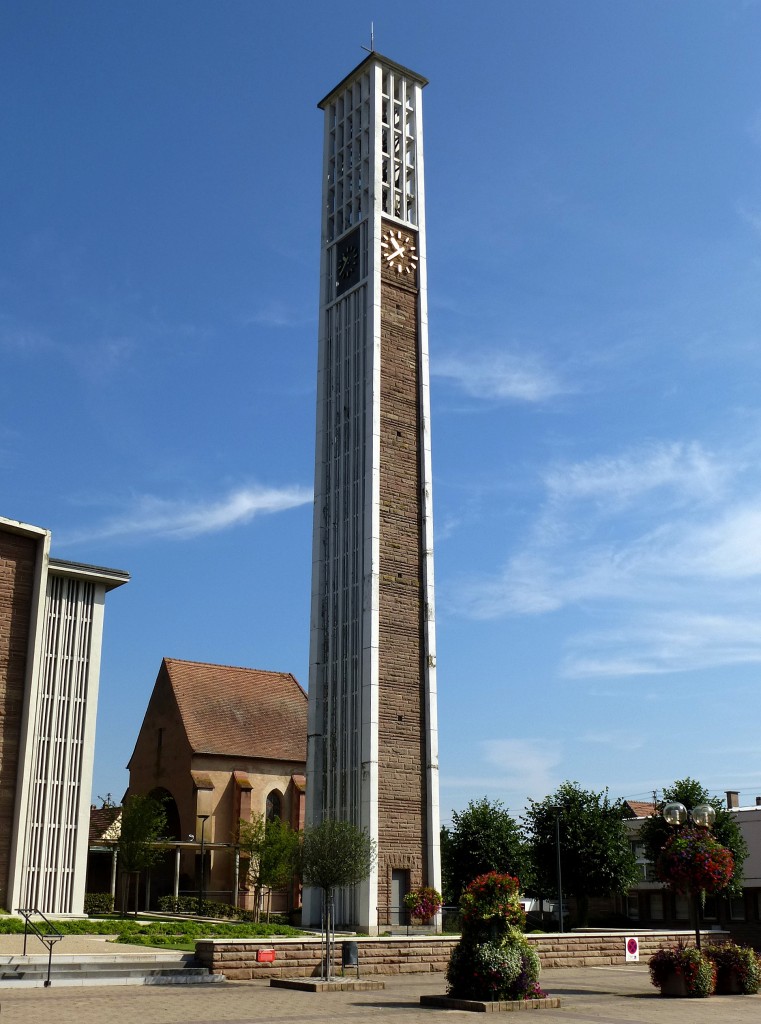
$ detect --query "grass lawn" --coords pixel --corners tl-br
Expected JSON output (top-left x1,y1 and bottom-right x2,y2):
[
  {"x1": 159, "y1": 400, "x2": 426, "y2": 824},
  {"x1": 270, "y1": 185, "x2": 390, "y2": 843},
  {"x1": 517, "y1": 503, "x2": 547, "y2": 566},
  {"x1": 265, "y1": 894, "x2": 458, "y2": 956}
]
[{"x1": 0, "y1": 914, "x2": 306, "y2": 951}]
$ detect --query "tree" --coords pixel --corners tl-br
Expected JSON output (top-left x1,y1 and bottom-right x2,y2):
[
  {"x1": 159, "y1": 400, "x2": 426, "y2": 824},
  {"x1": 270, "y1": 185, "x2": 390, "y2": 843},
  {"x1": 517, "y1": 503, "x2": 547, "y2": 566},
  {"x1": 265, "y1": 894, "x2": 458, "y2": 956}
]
[
  {"x1": 522, "y1": 781, "x2": 638, "y2": 927},
  {"x1": 638, "y1": 778, "x2": 748, "y2": 896},
  {"x1": 117, "y1": 793, "x2": 168, "y2": 916},
  {"x1": 441, "y1": 798, "x2": 530, "y2": 905},
  {"x1": 300, "y1": 819, "x2": 376, "y2": 981},
  {"x1": 238, "y1": 815, "x2": 300, "y2": 922}
]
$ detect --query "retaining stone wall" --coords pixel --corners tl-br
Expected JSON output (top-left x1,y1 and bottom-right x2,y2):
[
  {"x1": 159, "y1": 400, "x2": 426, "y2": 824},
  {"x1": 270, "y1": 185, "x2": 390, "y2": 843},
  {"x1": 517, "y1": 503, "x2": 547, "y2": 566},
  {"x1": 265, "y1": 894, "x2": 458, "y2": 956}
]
[{"x1": 195, "y1": 929, "x2": 728, "y2": 980}]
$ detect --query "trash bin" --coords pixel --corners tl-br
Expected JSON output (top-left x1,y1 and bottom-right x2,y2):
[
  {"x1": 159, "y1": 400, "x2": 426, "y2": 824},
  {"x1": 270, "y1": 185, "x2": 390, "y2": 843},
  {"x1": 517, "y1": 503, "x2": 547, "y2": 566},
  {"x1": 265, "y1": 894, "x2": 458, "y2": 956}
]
[{"x1": 341, "y1": 940, "x2": 359, "y2": 977}]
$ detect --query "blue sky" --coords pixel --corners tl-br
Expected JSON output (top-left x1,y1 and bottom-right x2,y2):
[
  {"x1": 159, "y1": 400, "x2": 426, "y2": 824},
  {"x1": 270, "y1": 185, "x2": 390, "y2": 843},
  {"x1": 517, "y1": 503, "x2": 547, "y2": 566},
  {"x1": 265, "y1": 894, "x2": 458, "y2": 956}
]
[{"x1": 3, "y1": 2, "x2": 761, "y2": 822}]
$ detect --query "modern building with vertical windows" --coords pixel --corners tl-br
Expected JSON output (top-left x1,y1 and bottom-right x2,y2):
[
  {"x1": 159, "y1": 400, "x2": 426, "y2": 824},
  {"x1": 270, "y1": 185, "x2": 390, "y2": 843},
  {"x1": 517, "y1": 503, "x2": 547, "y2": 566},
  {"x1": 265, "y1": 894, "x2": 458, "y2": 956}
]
[
  {"x1": 305, "y1": 53, "x2": 441, "y2": 932},
  {"x1": 0, "y1": 515, "x2": 128, "y2": 915}
]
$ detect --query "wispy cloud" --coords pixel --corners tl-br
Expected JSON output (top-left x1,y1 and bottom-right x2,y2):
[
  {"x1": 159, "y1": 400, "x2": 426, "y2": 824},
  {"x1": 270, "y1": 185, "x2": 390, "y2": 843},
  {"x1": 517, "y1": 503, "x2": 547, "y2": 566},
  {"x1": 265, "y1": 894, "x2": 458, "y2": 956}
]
[
  {"x1": 435, "y1": 512, "x2": 463, "y2": 542},
  {"x1": 242, "y1": 302, "x2": 314, "y2": 329},
  {"x1": 77, "y1": 336, "x2": 137, "y2": 384},
  {"x1": 451, "y1": 436, "x2": 761, "y2": 677},
  {"x1": 579, "y1": 730, "x2": 644, "y2": 752},
  {"x1": 737, "y1": 200, "x2": 761, "y2": 236},
  {"x1": 58, "y1": 483, "x2": 313, "y2": 545},
  {"x1": 564, "y1": 610, "x2": 761, "y2": 678},
  {"x1": 461, "y1": 440, "x2": 735, "y2": 616},
  {"x1": 480, "y1": 739, "x2": 562, "y2": 802},
  {"x1": 440, "y1": 738, "x2": 562, "y2": 817},
  {"x1": 0, "y1": 312, "x2": 207, "y2": 385},
  {"x1": 0, "y1": 317, "x2": 52, "y2": 355},
  {"x1": 747, "y1": 106, "x2": 761, "y2": 148},
  {"x1": 543, "y1": 441, "x2": 728, "y2": 511},
  {"x1": 433, "y1": 350, "x2": 569, "y2": 402}
]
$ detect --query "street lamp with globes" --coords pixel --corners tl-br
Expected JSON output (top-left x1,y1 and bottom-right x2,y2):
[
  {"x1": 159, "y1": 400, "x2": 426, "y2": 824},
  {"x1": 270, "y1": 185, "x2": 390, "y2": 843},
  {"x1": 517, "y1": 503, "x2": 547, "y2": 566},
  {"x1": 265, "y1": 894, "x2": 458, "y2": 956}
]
[{"x1": 662, "y1": 801, "x2": 716, "y2": 949}]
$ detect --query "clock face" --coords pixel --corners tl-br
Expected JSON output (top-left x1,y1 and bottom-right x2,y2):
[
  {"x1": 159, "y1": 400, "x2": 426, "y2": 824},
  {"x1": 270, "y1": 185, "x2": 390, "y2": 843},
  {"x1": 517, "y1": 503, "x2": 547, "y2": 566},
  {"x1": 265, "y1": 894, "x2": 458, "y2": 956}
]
[
  {"x1": 381, "y1": 228, "x2": 418, "y2": 278},
  {"x1": 337, "y1": 245, "x2": 358, "y2": 280},
  {"x1": 335, "y1": 228, "x2": 362, "y2": 296}
]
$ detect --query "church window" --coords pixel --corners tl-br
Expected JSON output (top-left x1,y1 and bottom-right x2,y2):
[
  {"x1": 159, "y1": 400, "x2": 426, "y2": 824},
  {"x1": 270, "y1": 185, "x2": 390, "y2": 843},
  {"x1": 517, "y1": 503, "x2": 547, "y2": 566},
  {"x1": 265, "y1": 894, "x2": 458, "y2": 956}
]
[{"x1": 266, "y1": 790, "x2": 282, "y2": 822}]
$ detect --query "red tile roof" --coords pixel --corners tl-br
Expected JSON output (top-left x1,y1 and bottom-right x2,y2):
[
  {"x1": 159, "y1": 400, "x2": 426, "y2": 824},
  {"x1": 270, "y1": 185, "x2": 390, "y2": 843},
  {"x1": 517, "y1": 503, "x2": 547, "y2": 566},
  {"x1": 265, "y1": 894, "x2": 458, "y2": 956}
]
[
  {"x1": 163, "y1": 658, "x2": 307, "y2": 762},
  {"x1": 624, "y1": 799, "x2": 657, "y2": 818},
  {"x1": 89, "y1": 805, "x2": 121, "y2": 842}
]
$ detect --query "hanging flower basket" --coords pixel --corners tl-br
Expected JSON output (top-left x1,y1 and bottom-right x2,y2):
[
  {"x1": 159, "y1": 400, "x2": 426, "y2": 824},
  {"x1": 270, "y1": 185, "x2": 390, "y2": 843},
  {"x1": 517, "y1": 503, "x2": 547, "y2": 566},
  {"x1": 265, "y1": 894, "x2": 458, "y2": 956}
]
[
  {"x1": 656, "y1": 827, "x2": 734, "y2": 895},
  {"x1": 403, "y1": 886, "x2": 442, "y2": 923}
]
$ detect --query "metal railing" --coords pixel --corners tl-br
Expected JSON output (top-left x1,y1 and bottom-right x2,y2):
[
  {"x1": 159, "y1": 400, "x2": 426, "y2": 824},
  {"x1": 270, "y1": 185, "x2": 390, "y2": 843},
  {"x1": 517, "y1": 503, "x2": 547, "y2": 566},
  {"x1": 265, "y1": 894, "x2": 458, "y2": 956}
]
[
  {"x1": 16, "y1": 907, "x2": 63, "y2": 987},
  {"x1": 387, "y1": 905, "x2": 462, "y2": 934}
]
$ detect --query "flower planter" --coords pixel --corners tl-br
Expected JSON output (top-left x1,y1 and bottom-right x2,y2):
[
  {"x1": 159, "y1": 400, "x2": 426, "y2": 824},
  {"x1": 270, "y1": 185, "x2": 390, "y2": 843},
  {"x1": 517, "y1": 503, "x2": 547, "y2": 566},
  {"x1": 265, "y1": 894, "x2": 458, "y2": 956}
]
[
  {"x1": 715, "y1": 970, "x2": 743, "y2": 995},
  {"x1": 705, "y1": 941, "x2": 761, "y2": 995},
  {"x1": 650, "y1": 943, "x2": 715, "y2": 998},
  {"x1": 659, "y1": 972, "x2": 691, "y2": 998}
]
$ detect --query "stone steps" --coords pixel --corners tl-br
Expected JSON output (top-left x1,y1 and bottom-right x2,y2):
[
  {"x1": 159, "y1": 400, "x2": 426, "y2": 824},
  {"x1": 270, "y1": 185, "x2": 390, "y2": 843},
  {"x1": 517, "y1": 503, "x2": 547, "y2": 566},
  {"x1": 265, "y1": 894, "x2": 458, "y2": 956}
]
[{"x1": 0, "y1": 952, "x2": 226, "y2": 988}]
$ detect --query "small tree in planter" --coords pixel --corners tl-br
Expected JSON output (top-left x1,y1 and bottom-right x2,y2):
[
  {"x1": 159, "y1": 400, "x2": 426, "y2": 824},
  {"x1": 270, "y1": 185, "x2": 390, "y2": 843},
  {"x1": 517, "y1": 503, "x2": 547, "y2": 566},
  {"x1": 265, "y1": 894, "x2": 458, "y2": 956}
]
[
  {"x1": 446, "y1": 872, "x2": 545, "y2": 1003},
  {"x1": 649, "y1": 943, "x2": 715, "y2": 998},
  {"x1": 238, "y1": 814, "x2": 299, "y2": 923},
  {"x1": 403, "y1": 886, "x2": 442, "y2": 925},
  {"x1": 300, "y1": 819, "x2": 376, "y2": 982},
  {"x1": 117, "y1": 794, "x2": 168, "y2": 916},
  {"x1": 705, "y1": 942, "x2": 761, "y2": 995}
]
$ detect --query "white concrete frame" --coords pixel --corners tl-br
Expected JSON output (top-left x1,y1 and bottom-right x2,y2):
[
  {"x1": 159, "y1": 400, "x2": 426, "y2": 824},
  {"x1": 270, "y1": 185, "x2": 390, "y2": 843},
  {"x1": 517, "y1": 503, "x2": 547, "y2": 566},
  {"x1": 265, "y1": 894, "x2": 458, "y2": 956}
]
[{"x1": 3, "y1": 517, "x2": 128, "y2": 916}]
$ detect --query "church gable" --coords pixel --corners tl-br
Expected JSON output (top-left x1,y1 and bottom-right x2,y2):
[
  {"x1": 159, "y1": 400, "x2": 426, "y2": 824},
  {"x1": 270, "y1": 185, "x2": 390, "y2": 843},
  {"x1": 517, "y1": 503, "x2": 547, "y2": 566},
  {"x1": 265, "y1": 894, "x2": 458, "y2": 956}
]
[{"x1": 127, "y1": 660, "x2": 191, "y2": 785}]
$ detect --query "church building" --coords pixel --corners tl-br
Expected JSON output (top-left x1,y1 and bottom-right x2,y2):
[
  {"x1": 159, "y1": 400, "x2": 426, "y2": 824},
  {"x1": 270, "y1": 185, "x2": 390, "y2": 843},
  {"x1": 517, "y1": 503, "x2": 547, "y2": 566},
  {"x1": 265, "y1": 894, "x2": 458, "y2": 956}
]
[{"x1": 127, "y1": 657, "x2": 307, "y2": 913}]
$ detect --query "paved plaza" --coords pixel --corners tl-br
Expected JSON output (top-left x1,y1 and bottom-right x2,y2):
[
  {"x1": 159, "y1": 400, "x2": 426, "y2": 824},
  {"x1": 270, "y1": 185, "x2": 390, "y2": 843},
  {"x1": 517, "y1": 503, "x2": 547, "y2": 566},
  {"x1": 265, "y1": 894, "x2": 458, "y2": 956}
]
[{"x1": 0, "y1": 965, "x2": 760, "y2": 1024}]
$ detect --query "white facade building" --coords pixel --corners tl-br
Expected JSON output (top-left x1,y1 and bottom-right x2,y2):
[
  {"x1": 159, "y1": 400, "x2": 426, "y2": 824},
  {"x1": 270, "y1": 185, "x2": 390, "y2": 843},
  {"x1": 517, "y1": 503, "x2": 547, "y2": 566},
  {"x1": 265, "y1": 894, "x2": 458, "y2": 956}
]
[{"x1": 1, "y1": 516, "x2": 128, "y2": 915}]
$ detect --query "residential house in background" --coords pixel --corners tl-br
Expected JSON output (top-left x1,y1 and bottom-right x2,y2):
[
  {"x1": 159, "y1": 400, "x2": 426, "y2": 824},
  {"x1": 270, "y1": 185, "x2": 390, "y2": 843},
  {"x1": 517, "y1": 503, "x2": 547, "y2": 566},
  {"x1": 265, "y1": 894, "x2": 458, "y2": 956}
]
[
  {"x1": 86, "y1": 802, "x2": 122, "y2": 901},
  {"x1": 623, "y1": 792, "x2": 761, "y2": 947}
]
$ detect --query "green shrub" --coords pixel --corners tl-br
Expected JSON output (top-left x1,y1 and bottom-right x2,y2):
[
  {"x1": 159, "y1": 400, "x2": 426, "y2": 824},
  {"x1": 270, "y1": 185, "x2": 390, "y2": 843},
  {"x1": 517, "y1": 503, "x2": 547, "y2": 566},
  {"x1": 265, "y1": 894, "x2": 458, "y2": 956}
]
[
  {"x1": 84, "y1": 892, "x2": 114, "y2": 916},
  {"x1": 156, "y1": 895, "x2": 243, "y2": 918},
  {"x1": 447, "y1": 928, "x2": 542, "y2": 1001},
  {"x1": 0, "y1": 914, "x2": 303, "y2": 941}
]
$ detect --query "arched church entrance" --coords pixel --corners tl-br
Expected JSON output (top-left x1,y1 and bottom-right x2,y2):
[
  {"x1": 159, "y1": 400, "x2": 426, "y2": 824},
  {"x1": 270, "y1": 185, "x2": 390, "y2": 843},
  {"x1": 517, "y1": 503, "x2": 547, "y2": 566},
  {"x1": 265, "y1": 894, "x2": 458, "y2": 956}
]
[{"x1": 145, "y1": 787, "x2": 181, "y2": 908}]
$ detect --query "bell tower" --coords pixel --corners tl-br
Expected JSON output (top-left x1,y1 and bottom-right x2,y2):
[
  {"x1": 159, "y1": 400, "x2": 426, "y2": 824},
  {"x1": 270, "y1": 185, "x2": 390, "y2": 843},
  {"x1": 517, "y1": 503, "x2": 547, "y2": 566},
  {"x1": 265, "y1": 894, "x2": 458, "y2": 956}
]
[{"x1": 305, "y1": 52, "x2": 440, "y2": 933}]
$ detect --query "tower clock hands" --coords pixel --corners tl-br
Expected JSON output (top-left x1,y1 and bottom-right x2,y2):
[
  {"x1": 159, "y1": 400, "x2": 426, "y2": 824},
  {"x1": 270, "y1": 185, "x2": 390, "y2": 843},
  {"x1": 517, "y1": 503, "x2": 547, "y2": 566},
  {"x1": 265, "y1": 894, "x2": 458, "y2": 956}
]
[
  {"x1": 337, "y1": 246, "x2": 358, "y2": 279},
  {"x1": 386, "y1": 234, "x2": 405, "y2": 259},
  {"x1": 381, "y1": 228, "x2": 418, "y2": 275}
]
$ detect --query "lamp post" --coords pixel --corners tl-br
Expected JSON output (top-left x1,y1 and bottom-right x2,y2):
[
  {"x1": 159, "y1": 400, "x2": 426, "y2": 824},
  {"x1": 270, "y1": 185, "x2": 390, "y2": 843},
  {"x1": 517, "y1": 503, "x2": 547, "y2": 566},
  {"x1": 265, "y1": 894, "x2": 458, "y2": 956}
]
[
  {"x1": 554, "y1": 808, "x2": 564, "y2": 933},
  {"x1": 662, "y1": 801, "x2": 716, "y2": 950},
  {"x1": 197, "y1": 814, "x2": 210, "y2": 916}
]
